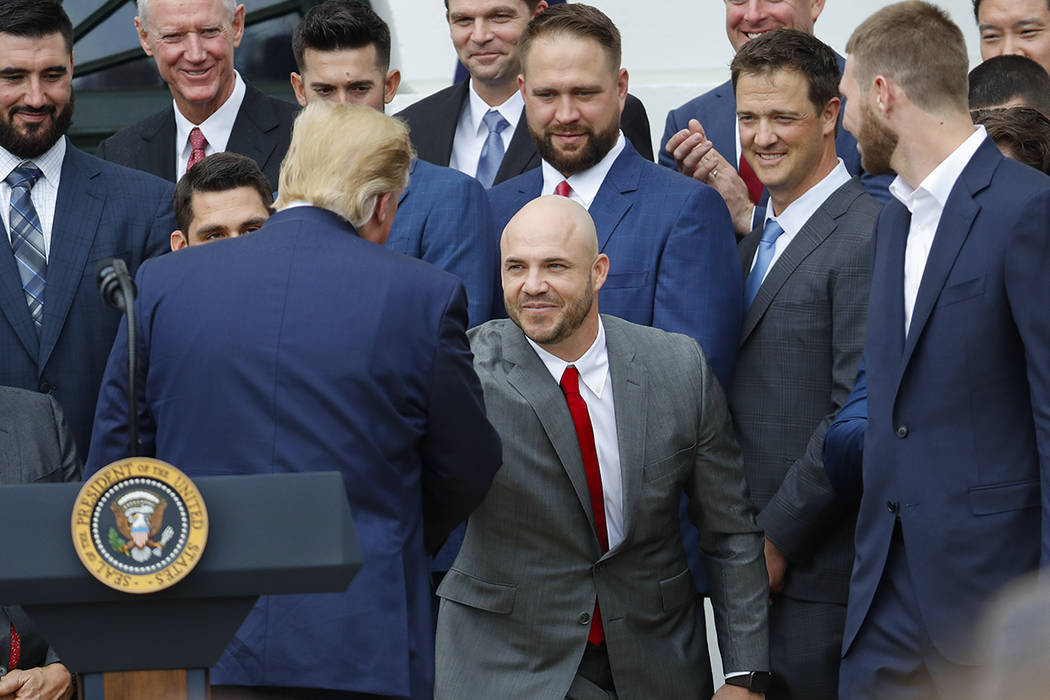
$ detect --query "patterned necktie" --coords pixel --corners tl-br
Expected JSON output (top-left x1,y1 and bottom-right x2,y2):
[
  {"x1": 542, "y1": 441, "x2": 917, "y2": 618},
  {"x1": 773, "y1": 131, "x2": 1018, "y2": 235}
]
[
  {"x1": 5, "y1": 162, "x2": 46, "y2": 335},
  {"x1": 560, "y1": 365, "x2": 608, "y2": 645},
  {"x1": 8, "y1": 623, "x2": 19, "y2": 670},
  {"x1": 187, "y1": 127, "x2": 207, "y2": 172},
  {"x1": 738, "y1": 153, "x2": 764, "y2": 205},
  {"x1": 555, "y1": 180, "x2": 572, "y2": 198},
  {"x1": 475, "y1": 110, "x2": 510, "y2": 188},
  {"x1": 744, "y1": 219, "x2": 785, "y2": 309}
]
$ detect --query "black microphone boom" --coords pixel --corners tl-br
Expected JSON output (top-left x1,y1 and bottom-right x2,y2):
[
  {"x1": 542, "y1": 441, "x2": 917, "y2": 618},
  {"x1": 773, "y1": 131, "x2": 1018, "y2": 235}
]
[
  {"x1": 95, "y1": 257, "x2": 136, "y2": 311},
  {"x1": 95, "y1": 257, "x2": 140, "y2": 458}
]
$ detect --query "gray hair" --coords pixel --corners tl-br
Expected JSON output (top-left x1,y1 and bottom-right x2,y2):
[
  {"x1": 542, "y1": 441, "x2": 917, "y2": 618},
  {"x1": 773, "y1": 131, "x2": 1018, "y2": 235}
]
[{"x1": 137, "y1": 0, "x2": 237, "y2": 29}]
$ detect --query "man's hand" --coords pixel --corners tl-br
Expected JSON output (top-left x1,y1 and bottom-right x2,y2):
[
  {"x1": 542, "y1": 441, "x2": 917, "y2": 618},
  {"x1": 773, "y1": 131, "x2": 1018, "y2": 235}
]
[
  {"x1": 665, "y1": 119, "x2": 756, "y2": 235},
  {"x1": 764, "y1": 538, "x2": 788, "y2": 597},
  {"x1": 0, "y1": 663, "x2": 74, "y2": 700},
  {"x1": 713, "y1": 683, "x2": 764, "y2": 699}
]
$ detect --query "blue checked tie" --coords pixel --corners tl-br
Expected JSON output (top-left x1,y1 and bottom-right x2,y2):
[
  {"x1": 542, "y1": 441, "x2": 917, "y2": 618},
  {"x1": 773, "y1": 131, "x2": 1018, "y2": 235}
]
[
  {"x1": 6, "y1": 162, "x2": 46, "y2": 335},
  {"x1": 744, "y1": 219, "x2": 784, "y2": 309},
  {"x1": 475, "y1": 109, "x2": 510, "y2": 188}
]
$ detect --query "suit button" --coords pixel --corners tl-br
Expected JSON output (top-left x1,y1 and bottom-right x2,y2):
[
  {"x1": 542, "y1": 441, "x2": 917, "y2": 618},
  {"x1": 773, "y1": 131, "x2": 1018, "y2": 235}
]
[
  {"x1": 38, "y1": 381, "x2": 52, "y2": 394},
  {"x1": 887, "y1": 501, "x2": 899, "y2": 513},
  {"x1": 577, "y1": 612, "x2": 591, "y2": 625},
  {"x1": 896, "y1": 425, "x2": 908, "y2": 438}
]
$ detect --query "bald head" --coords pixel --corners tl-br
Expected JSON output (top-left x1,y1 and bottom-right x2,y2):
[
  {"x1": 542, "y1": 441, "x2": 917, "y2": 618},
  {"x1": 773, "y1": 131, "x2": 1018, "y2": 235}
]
[{"x1": 500, "y1": 195, "x2": 609, "y2": 361}]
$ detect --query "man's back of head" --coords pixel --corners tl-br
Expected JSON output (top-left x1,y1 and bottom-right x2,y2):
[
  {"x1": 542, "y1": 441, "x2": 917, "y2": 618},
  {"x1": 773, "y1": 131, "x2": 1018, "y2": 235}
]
[
  {"x1": 972, "y1": 106, "x2": 1050, "y2": 174},
  {"x1": 969, "y1": 54, "x2": 1050, "y2": 116}
]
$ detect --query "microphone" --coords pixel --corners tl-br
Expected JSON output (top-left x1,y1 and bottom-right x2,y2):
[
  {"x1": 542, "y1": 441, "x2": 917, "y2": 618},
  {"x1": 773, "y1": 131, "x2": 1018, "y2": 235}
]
[{"x1": 95, "y1": 258, "x2": 136, "y2": 311}]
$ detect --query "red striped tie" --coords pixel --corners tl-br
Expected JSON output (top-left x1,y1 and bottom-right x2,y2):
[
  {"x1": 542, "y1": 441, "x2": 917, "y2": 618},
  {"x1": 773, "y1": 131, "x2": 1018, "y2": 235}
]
[{"x1": 560, "y1": 366, "x2": 608, "y2": 645}]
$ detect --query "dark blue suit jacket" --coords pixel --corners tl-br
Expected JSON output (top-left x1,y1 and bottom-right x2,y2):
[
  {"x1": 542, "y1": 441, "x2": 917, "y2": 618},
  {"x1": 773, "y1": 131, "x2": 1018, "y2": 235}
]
[
  {"x1": 488, "y1": 143, "x2": 742, "y2": 389},
  {"x1": 0, "y1": 140, "x2": 172, "y2": 460},
  {"x1": 844, "y1": 140, "x2": 1050, "y2": 664},
  {"x1": 659, "y1": 66, "x2": 893, "y2": 204},
  {"x1": 823, "y1": 354, "x2": 867, "y2": 503},
  {"x1": 388, "y1": 159, "x2": 497, "y2": 327},
  {"x1": 86, "y1": 206, "x2": 501, "y2": 697}
]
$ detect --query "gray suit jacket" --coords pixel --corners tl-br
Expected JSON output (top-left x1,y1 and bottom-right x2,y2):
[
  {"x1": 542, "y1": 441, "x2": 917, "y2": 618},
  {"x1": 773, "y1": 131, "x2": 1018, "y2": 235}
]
[
  {"x1": 436, "y1": 315, "x2": 768, "y2": 700},
  {"x1": 0, "y1": 385, "x2": 80, "y2": 674},
  {"x1": 730, "y1": 177, "x2": 878, "y2": 605}
]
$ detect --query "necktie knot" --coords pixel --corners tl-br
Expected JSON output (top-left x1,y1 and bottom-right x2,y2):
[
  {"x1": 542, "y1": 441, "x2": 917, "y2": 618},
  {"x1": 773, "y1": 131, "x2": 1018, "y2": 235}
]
[
  {"x1": 189, "y1": 127, "x2": 207, "y2": 150},
  {"x1": 482, "y1": 109, "x2": 509, "y2": 136},
  {"x1": 560, "y1": 365, "x2": 581, "y2": 396},
  {"x1": 555, "y1": 180, "x2": 572, "y2": 198},
  {"x1": 760, "y1": 219, "x2": 784, "y2": 245},
  {"x1": 6, "y1": 162, "x2": 42, "y2": 190}
]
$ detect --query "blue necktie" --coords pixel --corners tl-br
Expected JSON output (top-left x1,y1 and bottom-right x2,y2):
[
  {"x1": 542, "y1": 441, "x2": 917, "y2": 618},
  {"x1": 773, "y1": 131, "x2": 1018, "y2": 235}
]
[
  {"x1": 5, "y1": 162, "x2": 46, "y2": 335},
  {"x1": 744, "y1": 219, "x2": 784, "y2": 309},
  {"x1": 475, "y1": 109, "x2": 510, "y2": 188}
]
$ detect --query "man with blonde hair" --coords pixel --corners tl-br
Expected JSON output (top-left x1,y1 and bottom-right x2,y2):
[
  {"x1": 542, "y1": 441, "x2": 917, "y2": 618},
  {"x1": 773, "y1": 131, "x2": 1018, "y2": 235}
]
[
  {"x1": 836, "y1": 3, "x2": 1050, "y2": 697},
  {"x1": 87, "y1": 102, "x2": 502, "y2": 699}
]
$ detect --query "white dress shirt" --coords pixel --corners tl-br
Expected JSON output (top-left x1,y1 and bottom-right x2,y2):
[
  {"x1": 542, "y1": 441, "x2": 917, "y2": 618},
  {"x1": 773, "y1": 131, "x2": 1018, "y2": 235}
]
[
  {"x1": 750, "y1": 159, "x2": 852, "y2": 282},
  {"x1": 889, "y1": 126, "x2": 987, "y2": 336},
  {"x1": 449, "y1": 81, "x2": 522, "y2": 177},
  {"x1": 173, "y1": 70, "x2": 247, "y2": 179},
  {"x1": 0, "y1": 136, "x2": 67, "y2": 260},
  {"x1": 539, "y1": 132, "x2": 627, "y2": 209},
  {"x1": 527, "y1": 318, "x2": 624, "y2": 550}
]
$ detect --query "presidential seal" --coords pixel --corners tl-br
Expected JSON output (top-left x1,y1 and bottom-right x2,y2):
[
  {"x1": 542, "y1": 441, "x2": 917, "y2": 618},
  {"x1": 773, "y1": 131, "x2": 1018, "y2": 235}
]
[{"x1": 72, "y1": 458, "x2": 208, "y2": 594}]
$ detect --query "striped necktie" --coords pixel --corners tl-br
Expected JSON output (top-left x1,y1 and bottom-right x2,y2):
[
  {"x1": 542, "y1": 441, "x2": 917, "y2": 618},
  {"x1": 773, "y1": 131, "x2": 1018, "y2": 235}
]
[{"x1": 5, "y1": 162, "x2": 46, "y2": 335}]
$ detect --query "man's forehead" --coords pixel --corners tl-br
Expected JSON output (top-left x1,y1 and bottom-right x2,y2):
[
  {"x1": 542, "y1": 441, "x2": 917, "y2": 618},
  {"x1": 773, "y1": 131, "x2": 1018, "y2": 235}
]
[
  {"x1": 148, "y1": 0, "x2": 231, "y2": 25},
  {"x1": 449, "y1": 0, "x2": 531, "y2": 16},
  {"x1": 303, "y1": 46, "x2": 381, "y2": 76}
]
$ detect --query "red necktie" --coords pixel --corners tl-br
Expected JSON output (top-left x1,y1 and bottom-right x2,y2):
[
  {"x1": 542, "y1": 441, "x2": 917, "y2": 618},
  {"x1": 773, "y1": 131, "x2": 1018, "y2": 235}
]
[
  {"x1": 555, "y1": 180, "x2": 572, "y2": 197},
  {"x1": 187, "y1": 127, "x2": 207, "y2": 172},
  {"x1": 8, "y1": 623, "x2": 20, "y2": 670},
  {"x1": 738, "y1": 153, "x2": 764, "y2": 205},
  {"x1": 560, "y1": 365, "x2": 608, "y2": 645}
]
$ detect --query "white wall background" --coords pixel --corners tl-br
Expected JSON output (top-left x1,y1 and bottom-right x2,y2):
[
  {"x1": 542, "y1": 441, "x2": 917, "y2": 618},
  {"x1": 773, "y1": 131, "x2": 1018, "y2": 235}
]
[{"x1": 376, "y1": 0, "x2": 984, "y2": 154}]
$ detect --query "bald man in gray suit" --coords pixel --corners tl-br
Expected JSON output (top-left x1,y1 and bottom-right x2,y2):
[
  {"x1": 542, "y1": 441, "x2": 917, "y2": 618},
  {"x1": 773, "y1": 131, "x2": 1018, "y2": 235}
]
[
  {"x1": 0, "y1": 385, "x2": 79, "y2": 698},
  {"x1": 435, "y1": 196, "x2": 770, "y2": 700}
]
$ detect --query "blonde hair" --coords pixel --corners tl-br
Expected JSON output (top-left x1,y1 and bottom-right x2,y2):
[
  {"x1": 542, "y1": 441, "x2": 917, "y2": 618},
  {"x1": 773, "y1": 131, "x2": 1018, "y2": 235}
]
[{"x1": 275, "y1": 102, "x2": 413, "y2": 228}]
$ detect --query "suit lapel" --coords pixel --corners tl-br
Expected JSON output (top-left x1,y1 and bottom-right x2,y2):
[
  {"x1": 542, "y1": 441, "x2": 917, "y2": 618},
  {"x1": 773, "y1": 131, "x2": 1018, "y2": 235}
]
[
  {"x1": 0, "y1": 219, "x2": 38, "y2": 360},
  {"x1": 226, "y1": 83, "x2": 281, "y2": 173},
  {"x1": 897, "y1": 140, "x2": 996, "y2": 377},
  {"x1": 496, "y1": 107, "x2": 540, "y2": 184},
  {"x1": 138, "y1": 107, "x2": 177, "y2": 181},
  {"x1": 589, "y1": 146, "x2": 641, "y2": 252},
  {"x1": 707, "y1": 81, "x2": 737, "y2": 161},
  {"x1": 739, "y1": 179, "x2": 859, "y2": 344},
  {"x1": 40, "y1": 145, "x2": 104, "y2": 369},
  {"x1": 603, "y1": 317, "x2": 646, "y2": 551},
  {"x1": 501, "y1": 323, "x2": 601, "y2": 544}
]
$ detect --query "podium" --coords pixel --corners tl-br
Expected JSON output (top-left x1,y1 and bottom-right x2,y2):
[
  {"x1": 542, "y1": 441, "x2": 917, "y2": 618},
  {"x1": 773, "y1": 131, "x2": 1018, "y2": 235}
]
[{"x1": 0, "y1": 471, "x2": 362, "y2": 700}]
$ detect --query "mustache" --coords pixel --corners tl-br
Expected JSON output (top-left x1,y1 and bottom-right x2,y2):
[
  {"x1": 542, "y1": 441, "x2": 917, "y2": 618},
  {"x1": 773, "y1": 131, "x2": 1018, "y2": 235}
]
[
  {"x1": 518, "y1": 293, "x2": 562, "y2": 305},
  {"x1": 11, "y1": 105, "x2": 56, "y2": 117}
]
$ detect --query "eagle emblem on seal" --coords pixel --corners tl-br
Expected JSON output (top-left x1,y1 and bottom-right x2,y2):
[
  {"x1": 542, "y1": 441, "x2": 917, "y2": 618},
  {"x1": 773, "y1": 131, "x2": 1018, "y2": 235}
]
[{"x1": 108, "y1": 489, "x2": 175, "y2": 562}]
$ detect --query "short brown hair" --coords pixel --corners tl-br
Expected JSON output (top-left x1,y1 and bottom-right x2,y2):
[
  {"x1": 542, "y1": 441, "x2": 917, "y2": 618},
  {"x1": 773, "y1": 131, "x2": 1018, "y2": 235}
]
[
  {"x1": 174, "y1": 152, "x2": 273, "y2": 233},
  {"x1": 972, "y1": 107, "x2": 1050, "y2": 175},
  {"x1": 846, "y1": 1, "x2": 968, "y2": 113},
  {"x1": 444, "y1": 0, "x2": 543, "y2": 10},
  {"x1": 731, "y1": 29, "x2": 841, "y2": 115},
  {"x1": 519, "y1": 3, "x2": 620, "y2": 74}
]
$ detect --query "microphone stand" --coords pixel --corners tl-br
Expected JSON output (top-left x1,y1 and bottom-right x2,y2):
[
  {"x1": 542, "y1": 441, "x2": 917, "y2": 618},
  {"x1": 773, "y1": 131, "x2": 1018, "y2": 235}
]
[{"x1": 95, "y1": 259, "x2": 139, "y2": 458}]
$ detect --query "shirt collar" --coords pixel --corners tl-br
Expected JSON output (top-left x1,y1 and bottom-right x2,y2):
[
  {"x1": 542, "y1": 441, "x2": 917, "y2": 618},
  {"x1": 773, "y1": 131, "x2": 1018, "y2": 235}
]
[
  {"x1": 540, "y1": 132, "x2": 626, "y2": 208},
  {"x1": 889, "y1": 126, "x2": 988, "y2": 213},
  {"x1": 763, "y1": 158, "x2": 851, "y2": 235},
  {"x1": 174, "y1": 70, "x2": 247, "y2": 154},
  {"x1": 0, "y1": 136, "x2": 66, "y2": 188},
  {"x1": 466, "y1": 80, "x2": 522, "y2": 137},
  {"x1": 526, "y1": 316, "x2": 610, "y2": 398}
]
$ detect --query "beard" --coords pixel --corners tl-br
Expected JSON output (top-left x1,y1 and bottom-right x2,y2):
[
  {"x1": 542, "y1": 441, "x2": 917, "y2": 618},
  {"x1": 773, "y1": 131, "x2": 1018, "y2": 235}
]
[
  {"x1": 857, "y1": 99, "x2": 898, "y2": 176},
  {"x1": 532, "y1": 117, "x2": 620, "y2": 177},
  {"x1": 0, "y1": 94, "x2": 74, "y2": 159},
  {"x1": 506, "y1": 276, "x2": 595, "y2": 347}
]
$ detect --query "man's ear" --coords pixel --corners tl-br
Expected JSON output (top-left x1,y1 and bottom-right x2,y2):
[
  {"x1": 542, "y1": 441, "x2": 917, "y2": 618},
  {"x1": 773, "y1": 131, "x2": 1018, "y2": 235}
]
[
  {"x1": 593, "y1": 253, "x2": 610, "y2": 292},
  {"x1": 170, "y1": 230, "x2": 188, "y2": 251},
  {"x1": 384, "y1": 69, "x2": 402, "y2": 105},
  {"x1": 134, "y1": 16, "x2": 152, "y2": 57},
  {"x1": 290, "y1": 72, "x2": 308, "y2": 108}
]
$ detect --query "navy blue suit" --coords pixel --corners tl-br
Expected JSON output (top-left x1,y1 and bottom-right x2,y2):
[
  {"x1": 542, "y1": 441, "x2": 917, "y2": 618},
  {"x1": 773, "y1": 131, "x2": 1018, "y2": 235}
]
[
  {"x1": 659, "y1": 65, "x2": 893, "y2": 204},
  {"x1": 840, "y1": 139, "x2": 1050, "y2": 694},
  {"x1": 0, "y1": 140, "x2": 172, "y2": 460},
  {"x1": 823, "y1": 355, "x2": 867, "y2": 503},
  {"x1": 488, "y1": 143, "x2": 742, "y2": 389},
  {"x1": 86, "y1": 206, "x2": 501, "y2": 698},
  {"x1": 388, "y1": 159, "x2": 497, "y2": 327}
]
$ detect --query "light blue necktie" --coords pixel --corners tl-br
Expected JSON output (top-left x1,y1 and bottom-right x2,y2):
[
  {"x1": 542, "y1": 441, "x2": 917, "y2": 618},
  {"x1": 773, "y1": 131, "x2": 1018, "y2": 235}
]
[
  {"x1": 5, "y1": 162, "x2": 46, "y2": 335},
  {"x1": 475, "y1": 109, "x2": 510, "y2": 188},
  {"x1": 744, "y1": 219, "x2": 784, "y2": 309}
]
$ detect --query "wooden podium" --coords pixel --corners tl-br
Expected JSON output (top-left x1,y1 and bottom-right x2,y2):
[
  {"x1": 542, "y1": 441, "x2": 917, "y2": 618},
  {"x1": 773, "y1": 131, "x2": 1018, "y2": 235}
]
[{"x1": 0, "y1": 471, "x2": 362, "y2": 700}]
